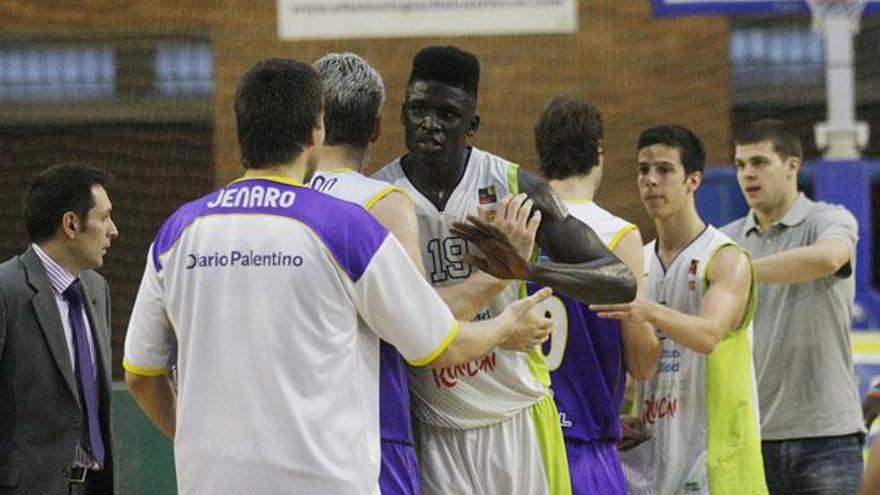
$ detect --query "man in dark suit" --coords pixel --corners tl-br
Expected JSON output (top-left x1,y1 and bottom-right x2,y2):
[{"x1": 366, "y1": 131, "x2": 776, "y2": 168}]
[{"x1": 0, "y1": 163, "x2": 118, "y2": 494}]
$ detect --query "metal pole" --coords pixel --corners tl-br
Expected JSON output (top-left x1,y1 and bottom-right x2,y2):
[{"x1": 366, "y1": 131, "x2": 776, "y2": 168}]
[{"x1": 814, "y1": 5, "x2": 869, "y2": 158}]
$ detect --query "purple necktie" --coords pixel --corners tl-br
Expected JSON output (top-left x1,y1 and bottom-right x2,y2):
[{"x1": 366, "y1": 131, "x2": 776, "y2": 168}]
[{"x1": 63, "y1": 279, "x2": 105, "y2": 467}]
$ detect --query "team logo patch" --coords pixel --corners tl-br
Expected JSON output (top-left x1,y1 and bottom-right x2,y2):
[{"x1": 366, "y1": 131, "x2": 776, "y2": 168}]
[
  {"x1": 688, "y1": 259, "x2": 698, "y2": 291},
  {"x1": 478, "y1": 185, "x2": 497, "y2": 204}
]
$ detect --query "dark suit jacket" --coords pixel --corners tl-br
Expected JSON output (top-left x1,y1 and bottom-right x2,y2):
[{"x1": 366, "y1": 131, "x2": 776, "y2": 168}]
[{"x1": 0, "y1": 246, "x2": 114, "y2": 494}]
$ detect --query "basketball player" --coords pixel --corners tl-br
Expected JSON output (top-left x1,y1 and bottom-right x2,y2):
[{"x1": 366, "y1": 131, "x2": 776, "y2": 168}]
[
  {"x1": 374, "y1": 45, "x2": 636, "y2": 495},
  {"x1": 591, "y1": 125, "x2": 767, "y2": 494},
  {"x1": 526, "y1": 95, "x2": 660, "y2": 494},
  {"x1": 309, "y1": 52, "x2": 539, "y2": 495},
  {"x1": 122, "y1": 57, "x2": 554, "y2": 495}
]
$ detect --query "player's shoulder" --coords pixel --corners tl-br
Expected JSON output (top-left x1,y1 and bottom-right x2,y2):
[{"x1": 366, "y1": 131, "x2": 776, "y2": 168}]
[
  {"x1": 575, "y1": 201, "x2": 631, "y2": 226},
  {"x1": 471, "y1": 146, "x2": 515, "y2": 167},
  {"x1": 314, "y1": 168, "x2": 389, "y2": 187},
  {"x1": 719, "y1": 214, "x2": 749, "y2": 239},
  {"x1": 372, "y1": 157, "x2": 403, "y2": 182},
  {"x1": 804, "y1": 198, "x2": 857, "y2": 226},
  {"x1": 704, "y1": 226, "x2": 749, "y2": 269}
]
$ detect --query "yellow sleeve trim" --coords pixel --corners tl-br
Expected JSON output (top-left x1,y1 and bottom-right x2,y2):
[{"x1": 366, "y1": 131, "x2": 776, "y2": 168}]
[
  {"x1": 123, "y1": 358, "x2": 170, "y2": 377},
  {"x1": 507, "y1": 162, "x2": 520, "y2": 195},
  {"x1": 608, "y1": 224, "x2": 638, "y2": 251},
  {"x1": 702, "y1": 242, "x2": 756, "y2": 333},
  {"x1": 364, "y1": 185, "x2": 405, "y2": 210},
  {"x1": 407, "y1": 320, "x2": 460, "y2": 367}
]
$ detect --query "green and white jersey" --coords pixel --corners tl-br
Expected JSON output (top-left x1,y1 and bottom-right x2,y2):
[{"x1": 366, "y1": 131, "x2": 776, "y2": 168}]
[
  {"x1": 374, "y1": 147, "x2": 550, "y2": 429},
  {"x1": 622, "y1": 226, "x2": 767, "y2": 495}
]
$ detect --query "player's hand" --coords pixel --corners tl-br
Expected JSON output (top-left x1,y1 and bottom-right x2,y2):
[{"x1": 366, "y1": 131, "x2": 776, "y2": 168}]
[
  {"x1": 450, "y1": 214, "x2": 533, "y2": 280},
  {"x1": 496, "y1": 287, "x2": 554, "y2": 352},
  {"x1": 591, "y1": 297, "x2": 654, "y2": 325},
  {"x1": 491, "y1": 194, "x2": 541, "y2": 259},
  {"x1": 864, "y1": 392, "x2": 880, "y2": 429},
  {"x1": 618, "y1": 415, "x2": 651, "y2": 451}
]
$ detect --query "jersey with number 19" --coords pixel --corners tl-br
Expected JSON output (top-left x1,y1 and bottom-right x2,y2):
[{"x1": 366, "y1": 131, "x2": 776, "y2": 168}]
[
  {"x1": 123, "y1": 176, "x2": 458, "y2": 495},
  {"x1": 374, "y1": 147, "x2": 550, "y2": 429}
]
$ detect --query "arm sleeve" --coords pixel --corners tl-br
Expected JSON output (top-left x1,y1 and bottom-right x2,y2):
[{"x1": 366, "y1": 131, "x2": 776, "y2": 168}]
[
  {"x1": 351, "y1": 235, "x2": 458, "y2": 366},
  {"x1": 123, "y1": 245, "x2": 177, "y2": 376},
  {"x1": 814, "y1": 206, "x2": 858, "y2": 251}
]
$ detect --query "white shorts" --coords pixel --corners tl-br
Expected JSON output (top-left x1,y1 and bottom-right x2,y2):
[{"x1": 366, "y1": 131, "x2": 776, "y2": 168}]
[{"x1": 417, "y1": 394, "x2": 571, "y2": 495}]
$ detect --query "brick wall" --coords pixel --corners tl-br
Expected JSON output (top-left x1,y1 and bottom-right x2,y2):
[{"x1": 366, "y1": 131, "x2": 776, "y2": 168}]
[{"x1": 3, "y1": 0, "x2": 732, "y2": 370}]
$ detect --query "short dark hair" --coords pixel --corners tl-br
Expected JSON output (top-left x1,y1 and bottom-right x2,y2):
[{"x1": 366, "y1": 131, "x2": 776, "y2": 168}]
[
  {"x1": 534, "y1": 96, "x2": 604, "y2": 180},
  {"x1": 638, "y1": 124, "x2": 706, "y2": 176},
  {"x1": 24, "y1": 163, "x2": 110, "y2": 243},
  {"x1": 408, "y1": 46, "x2": 480, "y2": 98},
  {"x1": 313, "y1": 53, "x2": 385, "y2": 150},
  {"x1": 234, "y1": 58, "x2": 324, "y2": 169},
  {"x1": 734, "y1": 119, "x2": 802, "y2": 160}
]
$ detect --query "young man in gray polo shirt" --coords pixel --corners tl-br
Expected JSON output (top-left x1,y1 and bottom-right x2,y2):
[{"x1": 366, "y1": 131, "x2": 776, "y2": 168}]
[{"x1": 721, "y1": 119, "x2": 863, "y2": 495}]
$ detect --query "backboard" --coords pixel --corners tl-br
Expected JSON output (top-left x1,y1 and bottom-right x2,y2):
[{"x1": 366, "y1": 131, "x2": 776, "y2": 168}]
[{"x1": 652, "y1": 0, "x2": 880, "y2": 17}]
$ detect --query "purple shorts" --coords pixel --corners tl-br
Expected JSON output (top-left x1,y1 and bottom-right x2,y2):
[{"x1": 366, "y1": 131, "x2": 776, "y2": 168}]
[
  {"x1": 380, "y1": 440, "x2": 421, "y2": 495},
  {"x1": 566, "y1": 438, "x2": 627, "y2": 495}
]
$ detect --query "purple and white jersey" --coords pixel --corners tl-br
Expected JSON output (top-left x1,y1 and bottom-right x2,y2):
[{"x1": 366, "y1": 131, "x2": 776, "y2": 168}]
[
  {"x1": 527, "y1": 201, "x2": 633, "y2": 442},
  {"x1": 309, "y1": 168, "x2": 414, "y2": 445},
  {"x1": 124, "y1": 176, "x2": 458, "y2": 495}
]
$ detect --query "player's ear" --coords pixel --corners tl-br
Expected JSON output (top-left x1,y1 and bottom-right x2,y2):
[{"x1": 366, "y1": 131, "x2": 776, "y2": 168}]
[
  {"x1": 785, "y1": 156, "x2": 801, "y2": 180},
  {"x1": 467, "y1": 114, "x2": 480, "y2": 137},
  {"x1": 687, "y1": 170, "x2": 703, "y2": 193}
]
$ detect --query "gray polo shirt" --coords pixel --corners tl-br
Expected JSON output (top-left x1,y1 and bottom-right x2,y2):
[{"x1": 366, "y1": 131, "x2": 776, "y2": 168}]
[{"x1": 721, "y1": 193, "x2": 863, "y2": 440}]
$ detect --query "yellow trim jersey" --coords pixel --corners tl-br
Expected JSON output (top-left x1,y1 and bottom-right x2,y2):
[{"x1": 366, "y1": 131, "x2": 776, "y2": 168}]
[
  {"x1": 622, "y1": 226, "x2": 766, "y2": 495},
  {"x1": 123, "y1": 177, "x2": 458, "y2": 495}
]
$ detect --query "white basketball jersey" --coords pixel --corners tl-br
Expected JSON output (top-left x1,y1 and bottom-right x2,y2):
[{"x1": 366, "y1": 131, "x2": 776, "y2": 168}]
[
  {"x1": 374, "y1": 147, "x2": 550, "y2": 429},
  {"x1": 309, "y1": 168, "x2": 397, "y2": 210},
  {"x1": 565, "y1": 200, "x2": 636, "y2": 250},
  {"x1": 622, "y1": 226, "x2": 765, "y2": 495}
]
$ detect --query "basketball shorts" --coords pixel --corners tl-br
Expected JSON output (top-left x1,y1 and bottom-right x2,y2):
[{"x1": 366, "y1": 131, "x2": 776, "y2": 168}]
[
  {"x1": 417, "y1": 394, "x2": 571, "y2": 495},
  {"x1": 565, "y1": 438, "x2": 627, "y2": 495},
  {"x1": 380, "y1": 440, "x2": 421, "y2": 495}
]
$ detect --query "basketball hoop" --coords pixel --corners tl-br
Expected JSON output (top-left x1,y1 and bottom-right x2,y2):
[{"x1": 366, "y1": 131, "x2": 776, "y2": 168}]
[{"x1": 806, "y1": 0, "x2": 868, "y2": 33}]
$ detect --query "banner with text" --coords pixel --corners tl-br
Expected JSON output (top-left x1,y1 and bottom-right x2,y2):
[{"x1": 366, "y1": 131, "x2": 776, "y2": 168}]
[{"x1": 278, "y1": 0, "x2": 577, "y2": 39}]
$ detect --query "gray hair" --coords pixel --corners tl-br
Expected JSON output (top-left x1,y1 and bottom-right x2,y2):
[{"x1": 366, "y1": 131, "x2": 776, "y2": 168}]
[{"x1": 313, "y1": 52, "x2": 385, "y2": 149}]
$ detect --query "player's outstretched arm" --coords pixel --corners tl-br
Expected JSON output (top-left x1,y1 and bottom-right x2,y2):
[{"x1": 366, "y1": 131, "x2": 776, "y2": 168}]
[
  {"x1": 520, "y1": 169, "x2": 635, "y2": 304},
  {"x1": 752, "y1": 238, "x2": 851, "y2": 284},
  {"x1": 591, "y1": 245, "x2": 752, "y2": 355},
  {"x1": 451, "y1": 212, "x2": 635, "y2": 305},
  {"x1": 125, "y1": 372, "x2": 176, "y2": 439},
  {"x1": 427, "y1": 288, "x2": 554, "y2": 369},
  {"x1": 612, "y1": 228, "x2": 661, "y2": 380},
  {"x1": 370, "y1": 190, "x2": 538, "y2": 321}
]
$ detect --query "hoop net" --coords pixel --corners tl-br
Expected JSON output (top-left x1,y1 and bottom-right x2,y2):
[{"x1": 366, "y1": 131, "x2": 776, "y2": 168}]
[{"x1": 806, "y1": 0, "x2": 869, "y2": 31}]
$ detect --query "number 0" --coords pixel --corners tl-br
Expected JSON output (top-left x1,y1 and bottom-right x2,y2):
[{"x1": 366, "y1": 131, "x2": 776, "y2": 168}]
[{"x1": 534, "y1": 295, "x2": 568, "y2": 371}]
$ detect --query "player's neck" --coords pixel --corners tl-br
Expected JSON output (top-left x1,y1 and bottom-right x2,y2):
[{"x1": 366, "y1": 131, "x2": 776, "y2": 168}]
[
  {"x1": 402, "y1": 147, "x2": 470, "y2": 209},
  {"x1": 753, "y1": 188, "x2": 799, "y2": 230},
  {"x1": 241, "y1": 158, "x2": 311, "y2": 185},
  {"x1": 316, "y1": 144, "x2": 369, "y2": 174},
  {"x1": 548, "y1": 174, "x2": 598, "y2": 202},
  {"x1": 654, "y1": 206, "x2": 706, "y2": 264}
]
